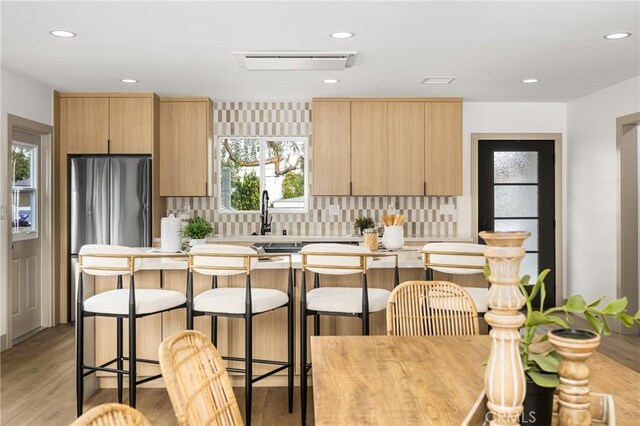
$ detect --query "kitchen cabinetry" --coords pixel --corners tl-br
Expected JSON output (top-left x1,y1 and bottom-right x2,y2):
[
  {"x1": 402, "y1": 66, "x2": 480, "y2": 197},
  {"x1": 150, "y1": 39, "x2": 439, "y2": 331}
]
[
  {"x1": 60, "y1": 97, "x2": 110, "y2": 154},
  {"x1": 388, "y1": 102, "x2": 425, "y2": 195},
  {"x1": 159, "y1": 97, "x2": 213, "y2": 196},
  {"x1": 351, "y1": 102, "x2": 388, "y2": 195},
  {"x1": 312, "y1": 101, "x2": 351, "y2": 195},
  {"x1": 60, "y1": 95, "x2": 154, "y2": 154},
  {"x1": 425, "y1": 102, "x2": 462, "y2": 195},
  {"x1": 109, "y1": 97, "x2": 154, "y2": 153},
  {"x1": 311, "y1": 97, "x2": 462, "y2": 196}
]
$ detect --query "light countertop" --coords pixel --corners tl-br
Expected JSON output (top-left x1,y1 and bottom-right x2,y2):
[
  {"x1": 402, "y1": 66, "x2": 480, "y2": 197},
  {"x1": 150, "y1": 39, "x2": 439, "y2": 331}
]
[
  {"x1": 153, "y1": 234, "x2": 473, "y2": 244},
  {"x1": 117, "y1": 247, "x2": 427, "y2": 271}
]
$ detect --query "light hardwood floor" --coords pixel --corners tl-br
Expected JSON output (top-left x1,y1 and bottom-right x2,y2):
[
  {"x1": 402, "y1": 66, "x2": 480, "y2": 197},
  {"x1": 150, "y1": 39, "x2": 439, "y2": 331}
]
[
  {"x1": 0, "y1": 325, "x2": 312, "y2": 426},
  {"x1": 1, "y1": 323, "x2": 638, "y2": 425}
]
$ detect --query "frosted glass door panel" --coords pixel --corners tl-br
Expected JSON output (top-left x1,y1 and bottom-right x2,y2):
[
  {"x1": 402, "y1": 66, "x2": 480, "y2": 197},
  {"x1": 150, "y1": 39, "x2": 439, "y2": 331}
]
[
  {"x1": 494, "y1": 152, "x2": 538, "y2": 183},
  {"x1": 494, "y1": 186, "x2": 538, "y2": 217},
  {"x1": 494, "y1": 219, "x2": 538, "y2": 251},
  {"x1": 520, "y1": 253, "x2": 539, "y2": 281}
]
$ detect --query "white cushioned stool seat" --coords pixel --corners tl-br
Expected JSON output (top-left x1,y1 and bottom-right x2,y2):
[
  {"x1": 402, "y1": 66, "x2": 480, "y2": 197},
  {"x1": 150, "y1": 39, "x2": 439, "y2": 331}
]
[
  {"x1": 194, "y1": 288, "x2": 289, "y2": 314},
  {"x1": 306, "y1": 287, "x2": 391, "y2": 314},
  {"x1": 464, "y1": 287, "x2": 488, "y2": 313},
  {"x1": 83, "y1": 289, "x2": 186, "y2": 315}
]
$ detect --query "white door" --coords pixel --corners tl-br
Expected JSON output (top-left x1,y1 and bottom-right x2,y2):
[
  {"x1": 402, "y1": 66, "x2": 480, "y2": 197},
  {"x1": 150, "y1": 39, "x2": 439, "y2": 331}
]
[{"x1": 11, "y1": 129, "x2": 42, "y2": 339}]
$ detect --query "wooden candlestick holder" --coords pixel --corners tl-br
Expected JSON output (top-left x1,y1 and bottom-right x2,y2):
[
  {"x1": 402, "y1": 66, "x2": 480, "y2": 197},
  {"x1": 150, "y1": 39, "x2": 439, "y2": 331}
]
[
  {"x1": 478, "y1": 231, "x2": 530, "y2": 426},
  {"x1": 548, "y1": 329, "x2": 601, "y2": 426}
]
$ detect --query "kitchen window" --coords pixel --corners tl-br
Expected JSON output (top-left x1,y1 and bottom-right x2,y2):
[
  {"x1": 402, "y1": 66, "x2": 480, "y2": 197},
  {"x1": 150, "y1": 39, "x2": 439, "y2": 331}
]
[
  {"x1": 11, "y1": 142, "x2": 38, "y2": 239},
  {"x1": 218, "y1": 136, "x2": 308, "y2": 213}
]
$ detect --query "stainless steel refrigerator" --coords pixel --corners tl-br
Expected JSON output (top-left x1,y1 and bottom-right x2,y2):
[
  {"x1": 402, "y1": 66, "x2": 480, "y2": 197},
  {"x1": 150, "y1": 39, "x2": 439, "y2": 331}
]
[{"x1": 69, "y1": 156, "x2": 152, "y2": 321}]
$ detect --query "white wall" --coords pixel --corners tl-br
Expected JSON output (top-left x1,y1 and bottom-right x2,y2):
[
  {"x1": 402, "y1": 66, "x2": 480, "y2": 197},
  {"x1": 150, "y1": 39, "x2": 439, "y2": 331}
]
[
  {"x1": 566, "y1": 76, "x2": 640, "y2": 303},
  {"x1": 0, "y1": 67, "x2": 53, "y2": 344}
]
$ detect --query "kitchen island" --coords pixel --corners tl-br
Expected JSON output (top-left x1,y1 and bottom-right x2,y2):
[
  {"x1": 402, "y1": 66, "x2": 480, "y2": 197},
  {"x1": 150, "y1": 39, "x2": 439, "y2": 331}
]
[{"x1": 83, "y1": 246, "x2": 481, "y2": 390}]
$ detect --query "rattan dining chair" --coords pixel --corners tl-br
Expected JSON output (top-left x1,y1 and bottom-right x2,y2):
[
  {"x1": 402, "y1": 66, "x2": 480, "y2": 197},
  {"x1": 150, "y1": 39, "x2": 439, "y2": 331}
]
[
  {"x1": 386, "y1": 281, "x2": 480, "y2": 336},
  {"x1": 186, "y1": 244, "x2": 294, "y2": 426},
  {"x1": 159, "y1": 330, "x2": 244, "y2": 426},
  {"x1": 299, "y1": 243, "x2": 399, "y2": 425},
  {"x1": 70, "y1": 403, "x2": 151, "y2": 426},
  {"x1": 422, "y1": 242, "x2": 488, "y2": 315}
]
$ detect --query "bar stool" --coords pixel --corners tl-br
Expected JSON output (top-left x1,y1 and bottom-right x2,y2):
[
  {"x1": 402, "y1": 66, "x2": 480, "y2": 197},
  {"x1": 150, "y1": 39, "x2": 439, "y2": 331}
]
[
  {"x1": 299, "y1": 243, "x2": 399, "y2": 425},
  {"x1": 421, "y1": 242, "x2": 488, "y2": 315},
  {"x1": 76, "y1": 245, "x2": 187, "y2": 416},
  {"x1": 186, "y1": 244, "x2": 294, "y2": 426}
]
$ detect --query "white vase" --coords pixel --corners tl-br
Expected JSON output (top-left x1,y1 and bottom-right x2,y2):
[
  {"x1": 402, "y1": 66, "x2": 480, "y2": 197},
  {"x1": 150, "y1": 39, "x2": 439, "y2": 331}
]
[
  {"x1": 189, "y1": 238, "x2": 206, "y2": 247},
  {"x1": 381, "y1": 226, "x2": 404, "y2": 250}
]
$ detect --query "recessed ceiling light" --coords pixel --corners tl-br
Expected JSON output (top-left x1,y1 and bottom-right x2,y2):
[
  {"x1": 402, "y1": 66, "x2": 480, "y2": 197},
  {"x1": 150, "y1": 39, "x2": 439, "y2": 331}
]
[
  {"x1": 323, "y1": 79, "x2": 340, "y2": 84},
  {"x1": 120, "y1": 79, "x2": 138, "y2": 84},
  {"x1": 604, "y1": 32, "x2": 631, "y2": 40},
  {"x1": 421, "y1": 77, "x2": 455, "y2": 85},
  {"x1": 522, "y1": 78, "x2": 539, "y2": 84},
  {"x1": 330, "y1": 31, "x2": 355, "y2": 39},
  {"x1": 49, "y1": 30, "x2": 76, "y2": 38}
]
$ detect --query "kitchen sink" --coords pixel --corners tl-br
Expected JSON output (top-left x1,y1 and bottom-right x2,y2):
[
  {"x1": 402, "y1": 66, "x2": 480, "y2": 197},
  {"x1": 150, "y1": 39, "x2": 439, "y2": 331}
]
[{"x1": 252, "y1": 242, "x2": 304, "y2": 253}]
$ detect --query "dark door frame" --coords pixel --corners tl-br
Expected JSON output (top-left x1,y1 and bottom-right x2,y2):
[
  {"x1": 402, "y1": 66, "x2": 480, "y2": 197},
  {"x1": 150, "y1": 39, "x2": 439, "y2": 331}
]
[{"x1": 471, "y1": 133, "x2": 563, "y2": 307}]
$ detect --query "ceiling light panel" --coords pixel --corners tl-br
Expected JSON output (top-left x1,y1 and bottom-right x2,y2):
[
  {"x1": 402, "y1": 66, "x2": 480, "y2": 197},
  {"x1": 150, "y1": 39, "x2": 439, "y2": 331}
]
[
  {"x1": 50, "y1": 30, "x2": 76, "y2": 38},
  {"x1": 330, "y1": 31, "x2": 355, "y2": 39},
  {"x1": 421, "y1": 77, "x2": 455, "y2": 85},
  {"x1": 604, "y1": 32, "x2": 631, "y2": 40}
]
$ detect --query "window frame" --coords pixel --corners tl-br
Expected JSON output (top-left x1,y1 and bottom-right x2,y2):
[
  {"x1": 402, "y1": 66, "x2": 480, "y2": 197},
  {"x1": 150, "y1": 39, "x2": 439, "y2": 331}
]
[
  {"x1": 217, "y1": 136, "x2": 309, "y2": 214},
  {"x1": 11, "y1": 141, "x2": 39, "y2": 241}
]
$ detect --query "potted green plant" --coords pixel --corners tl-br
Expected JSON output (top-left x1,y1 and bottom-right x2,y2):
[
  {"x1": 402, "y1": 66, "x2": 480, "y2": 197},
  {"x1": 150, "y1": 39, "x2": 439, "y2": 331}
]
[
  {"x1": 513, "y1": 268, "x2": 640, "y2": 424},
  {"x1": 354, "y1": 216, "x2": 375, "y2": 235},
  {"x1": 182, "y1": 217, "x2": 213, "y2": 246}
]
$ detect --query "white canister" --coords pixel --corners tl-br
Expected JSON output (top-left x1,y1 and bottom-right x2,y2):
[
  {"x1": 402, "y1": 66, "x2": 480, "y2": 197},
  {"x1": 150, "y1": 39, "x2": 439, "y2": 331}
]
[
  {"x1": 381, "y1": 226, "x2": 404, "y2": 251},
  {"x1": 161, "y1": 214, "x2": 183, "y2": 252}
]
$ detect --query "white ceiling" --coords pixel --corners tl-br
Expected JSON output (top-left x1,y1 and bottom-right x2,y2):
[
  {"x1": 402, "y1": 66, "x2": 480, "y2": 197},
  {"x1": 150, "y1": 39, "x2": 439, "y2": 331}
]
[{"x1": 2, "y1": 1, "x2": 639, "y2": 102}]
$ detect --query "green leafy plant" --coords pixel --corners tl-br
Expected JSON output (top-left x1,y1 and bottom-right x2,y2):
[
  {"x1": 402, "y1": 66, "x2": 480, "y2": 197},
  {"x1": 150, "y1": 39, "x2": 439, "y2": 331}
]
[
  {"x1": 182, "y1": 217, "x2": 213, "y2": 240},
  {"x1": 483, "y1": 266, "x2": 640, "y2": 388},
  {"x1": 282, "y1": 171, "x2": 304, "y2": 199},
  {"x1": 231, "y1": 171, "x2": 260, "y2": 211},
  {"x1": 354, "y1": 216, "x2": 376, "y2": 234}
]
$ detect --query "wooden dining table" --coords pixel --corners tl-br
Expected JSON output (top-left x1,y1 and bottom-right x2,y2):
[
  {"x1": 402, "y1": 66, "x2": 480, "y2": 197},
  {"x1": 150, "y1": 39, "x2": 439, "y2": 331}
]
[{"x1": 310, "y1": 335, "x2": 640, "y2": 425}]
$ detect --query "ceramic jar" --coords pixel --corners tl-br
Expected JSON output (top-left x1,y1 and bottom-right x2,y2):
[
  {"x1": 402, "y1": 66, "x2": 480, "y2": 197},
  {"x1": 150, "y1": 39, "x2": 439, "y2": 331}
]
[{"x1": 381, "y1": 226, "x2": 404, "y2": 250}]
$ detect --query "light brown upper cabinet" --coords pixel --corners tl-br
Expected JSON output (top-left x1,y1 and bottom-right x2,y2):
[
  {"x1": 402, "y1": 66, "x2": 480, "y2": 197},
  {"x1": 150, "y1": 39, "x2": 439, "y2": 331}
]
[
  {"x1": 312, "y1": 101, "x2": 351, "y2": 195},
  {"x1": 109, "y1": 97, "x2": 154, "y2": 153},
  {"x1": 387, "y1": 102, "x2": 425, "y2": 195},
  {"x1": 351, "y1": 102, "x2": 389, "y2": 195},
  {"x1": 61, "y1": 97, "x2": 110, "y2": 154},
  {"x1": 60, "y1": 94, "x2": 154, "y2": 154},
  {"x1": 425, "y1": 102, "x2": 462, "y2": 195},
  {"x1": 159, "y1": 98, "x2": 213, "y2": 196}
]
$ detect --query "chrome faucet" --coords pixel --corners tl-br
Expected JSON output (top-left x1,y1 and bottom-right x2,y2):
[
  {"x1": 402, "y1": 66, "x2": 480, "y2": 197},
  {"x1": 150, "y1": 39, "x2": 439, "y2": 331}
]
[{"x1": 260, "y1": 190, "x2": 272, "y2": 235}]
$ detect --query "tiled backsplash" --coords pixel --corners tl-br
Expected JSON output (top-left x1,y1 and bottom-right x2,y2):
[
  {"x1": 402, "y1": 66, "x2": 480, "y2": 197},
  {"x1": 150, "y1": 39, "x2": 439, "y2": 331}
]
[{"x1": 166, "y1": 101, "x2": 458, "y2": 237}]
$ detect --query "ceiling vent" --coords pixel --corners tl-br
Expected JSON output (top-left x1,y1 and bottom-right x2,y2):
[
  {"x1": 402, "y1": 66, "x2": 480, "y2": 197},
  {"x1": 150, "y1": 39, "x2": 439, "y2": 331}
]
[{"x1": 233, "y1": 51, "x2": 358, "y2": 71}]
